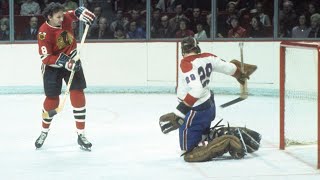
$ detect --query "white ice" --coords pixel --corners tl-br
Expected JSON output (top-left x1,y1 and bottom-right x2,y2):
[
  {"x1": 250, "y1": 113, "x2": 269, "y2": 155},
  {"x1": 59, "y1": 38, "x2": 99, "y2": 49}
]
[{"x1": 0, "y1": 94, "x2": 319, "y2": 180}]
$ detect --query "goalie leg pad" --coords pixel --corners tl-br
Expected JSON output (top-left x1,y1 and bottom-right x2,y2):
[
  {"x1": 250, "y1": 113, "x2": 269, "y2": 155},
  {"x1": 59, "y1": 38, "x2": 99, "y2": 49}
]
[
  {"x1": 184, "y1": 135, "x2": 244, "y2": 162},
  {"x1": 217, "y1": 127, "x2": 261, "y2": 153}
]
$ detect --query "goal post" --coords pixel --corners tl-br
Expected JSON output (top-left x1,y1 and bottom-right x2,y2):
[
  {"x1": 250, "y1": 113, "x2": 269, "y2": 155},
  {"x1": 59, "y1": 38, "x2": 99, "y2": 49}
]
[{"x1": 280, "y1": 41, "x2": 320, "y2": 169}]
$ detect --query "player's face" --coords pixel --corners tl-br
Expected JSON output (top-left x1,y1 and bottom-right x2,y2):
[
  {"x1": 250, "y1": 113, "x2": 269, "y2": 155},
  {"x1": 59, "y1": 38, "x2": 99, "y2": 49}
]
[{"x1": 48, "y1": 11, "x2": 64, "y2": 27}]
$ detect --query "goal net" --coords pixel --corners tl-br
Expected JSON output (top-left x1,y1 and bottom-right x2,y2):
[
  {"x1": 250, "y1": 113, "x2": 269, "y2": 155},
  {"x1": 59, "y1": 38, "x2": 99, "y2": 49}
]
[{"x1": 280, "y1": 41, "x2": 320, "y2": 169}]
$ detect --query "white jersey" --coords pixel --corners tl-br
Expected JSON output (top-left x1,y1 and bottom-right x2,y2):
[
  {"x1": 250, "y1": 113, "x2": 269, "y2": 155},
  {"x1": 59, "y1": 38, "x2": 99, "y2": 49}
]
[{"x1": 177, "y1": 53, "x2": 237, "y2": 107}]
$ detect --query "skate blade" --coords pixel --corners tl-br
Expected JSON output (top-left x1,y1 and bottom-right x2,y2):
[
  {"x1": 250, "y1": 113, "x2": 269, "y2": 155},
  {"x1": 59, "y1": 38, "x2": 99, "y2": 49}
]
[
  {"x1": 79, "y1": 146, "x2": 91, "y2": 152},
  {"x1": 35, "y1": 145, "x2": 43, "y2": 150}
]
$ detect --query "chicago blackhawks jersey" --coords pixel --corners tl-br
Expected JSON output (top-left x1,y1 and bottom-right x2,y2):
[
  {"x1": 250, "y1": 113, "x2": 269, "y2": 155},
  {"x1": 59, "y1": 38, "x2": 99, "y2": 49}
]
[
  {"x1": 177, "y1": 53, "x2": 237, "y2": 107},
  {"x1": 37, "y1": 11, "x2": 78, "y2": 67}
]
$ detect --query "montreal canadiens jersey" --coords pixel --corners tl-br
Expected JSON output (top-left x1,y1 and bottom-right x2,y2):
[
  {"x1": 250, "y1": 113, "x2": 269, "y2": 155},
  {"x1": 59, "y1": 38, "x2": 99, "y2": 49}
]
[
  {"x1": 177, "y1": 53, "x2": 237, "y2": 107},
  {"x1": 37, "y1": 11, "x2": 78, "y2": 66}
]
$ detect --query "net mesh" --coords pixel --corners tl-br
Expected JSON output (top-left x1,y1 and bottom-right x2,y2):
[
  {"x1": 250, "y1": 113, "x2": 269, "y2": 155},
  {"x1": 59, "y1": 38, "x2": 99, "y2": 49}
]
[{"x1": 284, "y1": 45, "x2": 318, "y2": 145}]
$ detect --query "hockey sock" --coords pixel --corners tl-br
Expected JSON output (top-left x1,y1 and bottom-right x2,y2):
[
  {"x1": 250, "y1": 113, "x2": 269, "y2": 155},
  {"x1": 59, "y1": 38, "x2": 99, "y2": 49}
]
[
  {"x1": 70, "y1": 90, "x2": 86, "y2": 132},
  {"x1": 42, "y1": 96, "x2": 59, "y2": 130},
  {"x1": 73, "y1": 106, "x2": 86, "y2": 131}
]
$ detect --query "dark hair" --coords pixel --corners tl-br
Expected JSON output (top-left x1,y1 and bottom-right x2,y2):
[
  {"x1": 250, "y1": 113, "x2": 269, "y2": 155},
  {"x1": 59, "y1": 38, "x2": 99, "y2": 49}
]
[{"x1": 42, "y1": 2, "x2": 65, "y2": 20}]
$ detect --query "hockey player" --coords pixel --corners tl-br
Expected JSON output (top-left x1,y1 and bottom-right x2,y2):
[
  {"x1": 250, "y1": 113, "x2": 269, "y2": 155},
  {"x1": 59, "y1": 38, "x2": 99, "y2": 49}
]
[
  {"x1": 34, "y1": 3, "x2": 95, "y2": 150},
  {"x1": 159, "y1": 36, "x2": 258, "y2": 162}
]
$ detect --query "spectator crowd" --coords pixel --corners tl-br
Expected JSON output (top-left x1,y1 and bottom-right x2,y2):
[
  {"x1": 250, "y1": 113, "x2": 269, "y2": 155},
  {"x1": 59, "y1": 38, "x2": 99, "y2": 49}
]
[{"x1": 0, "y1": 0, "x2": 319, "y2": 41}]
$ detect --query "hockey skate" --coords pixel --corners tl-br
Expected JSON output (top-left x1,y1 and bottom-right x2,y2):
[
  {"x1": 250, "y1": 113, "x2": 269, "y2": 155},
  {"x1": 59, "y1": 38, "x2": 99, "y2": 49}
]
[
  {"x1": 77, "y1": 133, "x2": 92, "y2": 151},
  {"x1": 35, "y1": 131, "x2": 48, "y2": 149}
]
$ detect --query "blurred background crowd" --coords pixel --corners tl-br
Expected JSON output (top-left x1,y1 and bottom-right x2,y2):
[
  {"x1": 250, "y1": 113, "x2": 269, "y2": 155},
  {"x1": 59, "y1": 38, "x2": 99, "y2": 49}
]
[{"x1": 0, "y1": 0, "x2": 319, "y2": 41}]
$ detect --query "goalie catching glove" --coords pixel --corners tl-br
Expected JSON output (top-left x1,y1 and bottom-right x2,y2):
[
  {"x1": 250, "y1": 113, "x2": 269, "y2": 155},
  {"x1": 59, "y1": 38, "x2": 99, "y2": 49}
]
[
  {"x1": 159, "y1": 102, "x2": 191, "y2": 134},
  {"x1": 230, "y1": 59, "x2": 257, "y2": 85},
  {"x1": 75, "y1": 7, "x2": 95, "y2": 25},
  {"x1": 56, "y1": 53, "x2": 81, "y2": 72}
]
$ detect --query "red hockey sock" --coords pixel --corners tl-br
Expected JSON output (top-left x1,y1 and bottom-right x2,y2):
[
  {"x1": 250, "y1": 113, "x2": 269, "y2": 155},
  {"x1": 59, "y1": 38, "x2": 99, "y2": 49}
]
[
  {"x1": 70, "y1": 90, "x2": 86, "y2": 131},
  {"x1": 42, "y1": 96, "x2": 59, "y2": 129}
]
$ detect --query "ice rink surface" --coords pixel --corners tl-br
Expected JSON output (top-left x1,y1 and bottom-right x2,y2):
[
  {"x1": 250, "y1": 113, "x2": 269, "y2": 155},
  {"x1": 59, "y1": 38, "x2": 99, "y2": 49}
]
[{"x1": 0, "y1": 93, "x2": 319, "y2": 180}]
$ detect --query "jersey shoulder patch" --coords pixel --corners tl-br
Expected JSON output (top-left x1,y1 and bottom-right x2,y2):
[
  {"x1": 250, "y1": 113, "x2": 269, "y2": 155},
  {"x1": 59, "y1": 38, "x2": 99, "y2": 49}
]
[
  {"x1": 38, "y1": 32, "x2": 47, "y2": 40},
  {"x1": 180, "y1": 60, "x2": 193, "y2": 73},
  {"x1": 38, "y1": 23, "x2": 50, "y2": 41},
  {"x1": 180, "y1": 53, "x2": 216, "y2": 73}
]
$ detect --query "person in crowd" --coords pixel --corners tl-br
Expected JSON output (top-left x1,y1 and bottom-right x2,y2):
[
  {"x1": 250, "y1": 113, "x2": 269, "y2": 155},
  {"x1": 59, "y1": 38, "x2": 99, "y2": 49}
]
[
  {"x1": 228, "y1": 16, "x2": 247, "y2": 38},
  {"x1": 308, "y1": 13, "x2": 320, "y2": 38},
  {"x1": 169, "y1": 3, "x2": 189, "y2": 35},
  {"x1": 157, "y1": 14, "x2": 174, "y2": 38},
  {"x1": 151, "y1": 8, "x2": 161, "y2": 38},
  {"x1": 291, "y1": 14, "x2": 311, "y2": 38},
  {"x1": 126, "y1": 20, "x2": 146, "y2": 39},
  {"x1": 176, "y1": 19, "x2": 194, "y2": 38},
  {"x1": 0, "y1": 17, "x2": 9, "y2": 40},
  {"x1": 194, "y1": 23, "x2": 207, "y2": 40},
  {"x1": 63, "y1": 0, "x2": 78, "y2": 11},
  {"x1": 130, "y1": 9, "x2": 146, "y2": 31},
  {"x1": 110, "y1": 9, "x2": 129, "y2": 32},
  {"x1": 90, "y1": 16, "x2": 113, "y2": 39},
  {"x1": 248, "y1": 16, "x2": 268, "y2": 38},
  {"x1": 89, "y1": 6, "x2": 103, "y2": 34},
  {"x1": 21, "y1": 16, "x2": 39, "y2": 40},
  {"x1": 279, "y1": 0, "x2": 297, "y2": 37},
  {"x1": 189, "y1": 7, "x2": 206, "y2": 33},
  {"x1": 255, "y1": 1, "x2": 271, "y2": 27},
  {"x1": 156, "y1": 0, "x2": 176, "y2": 13},
  {"x1": 204, "y1": 13, "x2": 211, "y2": 38},
  {"x1": 113, "y1": 24, "x2": 126, "y2": 39},
  {"x1": 217, "y1": 1, "x2": 238, "y2": 38},
  {"x1": 20, "y1": 0, "x2": 41, "y2": 16}
]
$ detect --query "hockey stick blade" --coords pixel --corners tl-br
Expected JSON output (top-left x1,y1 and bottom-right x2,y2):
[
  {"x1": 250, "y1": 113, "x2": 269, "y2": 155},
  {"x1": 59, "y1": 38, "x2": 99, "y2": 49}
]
[{"x1": 220, "y1": 97, "x2": 246, "y2": 108}]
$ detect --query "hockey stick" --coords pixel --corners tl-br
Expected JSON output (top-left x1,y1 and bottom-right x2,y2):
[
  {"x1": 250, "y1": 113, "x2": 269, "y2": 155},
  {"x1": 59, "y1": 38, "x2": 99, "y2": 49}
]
[
  {"x1": 219, "y1": 42, "x2": 248, "y2": 108},
  {"x1": 42, "y1": 25, "x2": 90, "y2": 119}
]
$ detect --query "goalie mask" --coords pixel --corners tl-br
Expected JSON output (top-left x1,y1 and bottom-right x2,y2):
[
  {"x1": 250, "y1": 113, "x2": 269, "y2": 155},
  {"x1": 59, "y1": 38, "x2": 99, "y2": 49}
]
[{"x1": 181, "y1": 36, "x2": 201, "y2": 56}]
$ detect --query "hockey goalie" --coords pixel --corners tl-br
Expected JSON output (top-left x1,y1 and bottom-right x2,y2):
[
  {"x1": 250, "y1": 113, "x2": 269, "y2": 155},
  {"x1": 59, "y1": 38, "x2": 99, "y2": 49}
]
[{"x1": 159, "y1": 36, "x2": 260, "y2": 162}]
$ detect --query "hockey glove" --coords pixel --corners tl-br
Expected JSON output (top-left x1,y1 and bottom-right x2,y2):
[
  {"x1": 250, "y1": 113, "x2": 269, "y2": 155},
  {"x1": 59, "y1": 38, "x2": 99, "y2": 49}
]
[
  {"x1": 56, "y1": 53, "x2": 81, "y2": 72},
  {"x1": 159, "y1": 102, "x2": 191, "y2": 134},
  {"x1": 159, "y1": 112, "x2": 184, "y2": 134},
  {"x1": 230, "y1": 59, "x2": 257, "y2": 85},
  {"x1": 75, "y1": 7, "x2": 95, "y2": 25}
]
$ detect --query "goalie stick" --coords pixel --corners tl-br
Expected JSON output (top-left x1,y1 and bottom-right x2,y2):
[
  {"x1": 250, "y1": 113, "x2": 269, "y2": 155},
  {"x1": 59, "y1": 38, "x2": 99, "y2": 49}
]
[
  {"x1": 220, "y1": 42, "x2": 248, "y2": 108},
  {"x1": 42, "y1": 25, "x2": 90, "y2": 119}
]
